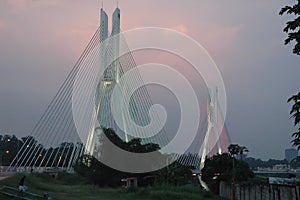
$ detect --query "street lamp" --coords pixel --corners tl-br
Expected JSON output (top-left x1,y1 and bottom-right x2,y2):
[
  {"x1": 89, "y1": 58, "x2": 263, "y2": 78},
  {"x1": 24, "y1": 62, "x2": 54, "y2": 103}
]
[
  {"x1": 5, "y1": 138, "x2": 11, "y2": 167},
  {"x1": 0, "y1": 150, "x2": 9, "y2": 168},
  {"x1": 0, "y1": 138, "x2": 10, "y2": 167}
]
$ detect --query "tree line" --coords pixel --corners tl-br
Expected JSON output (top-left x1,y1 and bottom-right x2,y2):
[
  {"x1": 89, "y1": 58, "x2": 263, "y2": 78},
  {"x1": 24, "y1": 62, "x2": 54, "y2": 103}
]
[{"x1": 0, "y1": 134, "x2": 81, "y2": 168}]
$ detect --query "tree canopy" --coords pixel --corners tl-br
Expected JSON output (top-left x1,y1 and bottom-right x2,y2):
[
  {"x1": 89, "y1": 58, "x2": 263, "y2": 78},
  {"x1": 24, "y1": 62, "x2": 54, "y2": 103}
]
[
  {"x1": 228, "y1": 144, "x2": 249, "y2": 160},
  {"x1": 288, "y1": 92, "x2": 300, "y2": 150},
  {"x1": 75, "y1": 127, "x2": 195, "y2": 187},
  {"x1": 279, "y1": 1, "x2": 300, "y2": 55},
  {"x1": 201, "y1": 152, "x2": 254, "y2": 194},
  {"x1": 280, "y1": 1, "x2": 300, "y2": 155},
  {"x1": 201, "y1": 153, "x2": 253, "y2": 184}
]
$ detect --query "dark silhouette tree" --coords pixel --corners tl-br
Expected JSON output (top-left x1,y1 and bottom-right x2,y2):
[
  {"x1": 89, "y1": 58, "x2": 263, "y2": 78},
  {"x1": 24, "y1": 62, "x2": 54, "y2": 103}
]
[
  {"x1": 75, "y1": 128, "x2": 162, "y2": 186},
  {"x1": 228, "y1": 144, "x2": 248, "y2": 160},
  {"x1": 279, "y1": 1, "x2": 300, "y2": 55},
  {"x1": 201, "y1": 153, "x2": 254, "y2": 194},
  {"x1": 227, "y1": 144, "x2": 249, "y2": 200},
  {"x1": 228, "y1": 144, "x2": 241, "y2": 157},
  {"x1": 288, "y1": 92, "x2": 300, "y2": 151},
  {"x1": 75, "y1": 128, "x2": 195, "y2": 187},
  {"x1": 0, "y1": 135, "x2": 24, "y2": 166},
  {"x1": 156, "y1": 161, "x2": 194, "y2": 186},
  {"x1": 280, "y1": 2, "x2": 300, "y2": 153}
]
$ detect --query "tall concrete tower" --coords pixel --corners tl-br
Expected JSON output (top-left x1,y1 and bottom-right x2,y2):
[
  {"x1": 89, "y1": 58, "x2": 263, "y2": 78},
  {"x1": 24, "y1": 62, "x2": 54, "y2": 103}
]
[
  {"x1": 100, "y1": 8, "x2": 108, "y2": 43},
  {"x1": 111, "y1": 7, "x2": 121, "y2": 83},
  {"x1": 111, "y1": 7, "x2": 120, "y2": 36},
  {"x1": 86, "y1": 6, "x2": 124, "y2": 156}
]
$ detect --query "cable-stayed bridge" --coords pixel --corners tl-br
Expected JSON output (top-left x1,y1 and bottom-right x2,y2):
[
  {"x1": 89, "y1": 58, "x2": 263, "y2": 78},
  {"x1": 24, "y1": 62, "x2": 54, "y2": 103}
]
[{"x1": 7, "y1": 6, "x2": 229, "y2": 173}]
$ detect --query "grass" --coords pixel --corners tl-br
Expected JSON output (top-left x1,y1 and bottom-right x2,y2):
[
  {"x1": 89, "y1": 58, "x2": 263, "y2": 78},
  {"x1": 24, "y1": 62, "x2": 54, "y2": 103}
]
[{"x1": 0, "y1": 173, "x2": 222, "y2": 200}]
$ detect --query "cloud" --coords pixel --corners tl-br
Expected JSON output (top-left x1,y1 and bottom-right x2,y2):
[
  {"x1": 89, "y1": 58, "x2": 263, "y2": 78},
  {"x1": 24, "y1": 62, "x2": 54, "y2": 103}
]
[{"x1": 171, "y1": 24, "x2": 188, "y2": 34}]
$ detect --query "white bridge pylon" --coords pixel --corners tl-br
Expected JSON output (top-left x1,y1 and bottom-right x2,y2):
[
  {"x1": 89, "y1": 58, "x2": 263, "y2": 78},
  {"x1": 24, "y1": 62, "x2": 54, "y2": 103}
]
[{"x1": 7, "y1": 6, "x2": 229, "y2": 173}]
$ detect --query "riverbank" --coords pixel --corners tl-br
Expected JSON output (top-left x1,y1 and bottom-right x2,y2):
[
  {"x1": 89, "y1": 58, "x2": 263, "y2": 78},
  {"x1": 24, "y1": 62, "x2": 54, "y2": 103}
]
[{"x1": 0, "y1": 173, "x2": 221, "y2": 200}]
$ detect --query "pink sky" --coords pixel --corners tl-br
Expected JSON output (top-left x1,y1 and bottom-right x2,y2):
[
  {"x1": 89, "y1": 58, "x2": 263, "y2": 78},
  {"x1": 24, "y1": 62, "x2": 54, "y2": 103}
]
[{"x1": 0, "y1": 0, "x2": 299, "y2": 160}]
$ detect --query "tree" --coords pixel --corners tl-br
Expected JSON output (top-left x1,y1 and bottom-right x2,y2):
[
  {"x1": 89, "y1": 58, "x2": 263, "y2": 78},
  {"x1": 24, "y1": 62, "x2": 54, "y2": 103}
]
[
  {"x1": 279, "y1": 1, "x2": 300, "y2": 55},
  {"x1": 75, "y1": 128, "x2": 196, "y2": 187},
  {"x1": 201, "y1": 153, "x2": 254, "y2": 194},
  {"x1": 228, "y1": 144, "x2": 248, "y2": 160},
  {"x1": 156, "y1": 161, "x2": 194, "y2": 186},
  {"x1": 0, "y1": 135, "x2": 24, "y2": 166},
  {"x1": 227, "y1": 144, "x2": 249, "y2": 199},
  {"x1": 280, "y1": 2, "x2": 300, "y2": 152},
  {"x1": 288, "y1": 92, "x2": 300, "y2": 150},
  {"x1": 228, "y1": 144, "x2": 241, "y2": 157},
  {"x1": 75, "y1": 128, "x2": 162, "y2": 187},
  {"x1": 102, "y1": 127, "x2": 160, "y2": 153}
]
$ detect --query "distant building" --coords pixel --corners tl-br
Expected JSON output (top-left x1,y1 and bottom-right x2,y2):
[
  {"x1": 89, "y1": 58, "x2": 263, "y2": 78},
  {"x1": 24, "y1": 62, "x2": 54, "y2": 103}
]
[
  {"x1": 272, "y1": 164, "x2": 289, "y2": 172},
  {"x1": 285, "y1": 148, "x2": 298, "y2": 163}
]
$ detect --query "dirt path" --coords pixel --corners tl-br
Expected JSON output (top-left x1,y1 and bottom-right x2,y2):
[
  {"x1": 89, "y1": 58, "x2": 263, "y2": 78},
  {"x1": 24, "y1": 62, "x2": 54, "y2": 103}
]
[
  {"x1": 0, "y1": 176, "x2": 9, "y2": 181},
  {"x1": 0, "y1": 172, "x2": 15, "y2": 180}
]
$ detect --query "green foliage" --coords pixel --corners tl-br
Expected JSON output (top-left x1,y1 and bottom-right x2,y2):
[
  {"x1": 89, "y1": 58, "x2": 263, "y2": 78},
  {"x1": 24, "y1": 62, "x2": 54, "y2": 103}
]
[
  {"x1": 74, "y1": 154, "x2": 130, "y2": 187},
  {"x1": 288, "y1": 92, "x2": 300, "y2": 150},
  {"x1": 75, "y1": 128, "x2": 195, "y2": 187},
  {"x1": 0, "y1": 134, "x2": 83, "y2": 168},
  {"x1": 228, "y1": 144, "x2": 249, "y2": 160},
  {"x1": 0, "y1": 134, "x2": 23, "y2": 166},
  {"x1": 228, "y1": 144, "x2": 248, "y2": 156},
  {"x1": 74, "y1": 127, "x2": 161, "y2": 187},
  {"x1": 155, "y1": 161, "x2": 194, "y2": 185},
  {"x1": 244, "y1": 157, "x2": 289, "y2": 170},
  {"x1": 279, "y1": 1, "x2": 300, "y2": 55},
  {"x1": 201, "y1": 153, "x2": 254, "y2": 193},
  {"x1": 133, "y1": 185, "x2": 219, "y2": 200},
  {"x1": 0, "y1": 174, "x2": 221, "y2": 200},
  {"x1": 102, "y1": 127, "x2": 160, "y2": 153},
  {"x1": 288, "y1": 92, "x2": 300, "y2": 125}
]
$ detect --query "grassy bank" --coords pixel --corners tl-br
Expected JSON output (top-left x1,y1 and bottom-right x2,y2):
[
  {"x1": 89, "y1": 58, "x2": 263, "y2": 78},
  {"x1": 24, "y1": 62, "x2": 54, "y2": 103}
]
[{"x1": 0, "y1": 173, "x2": 221, "y2": 200}]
